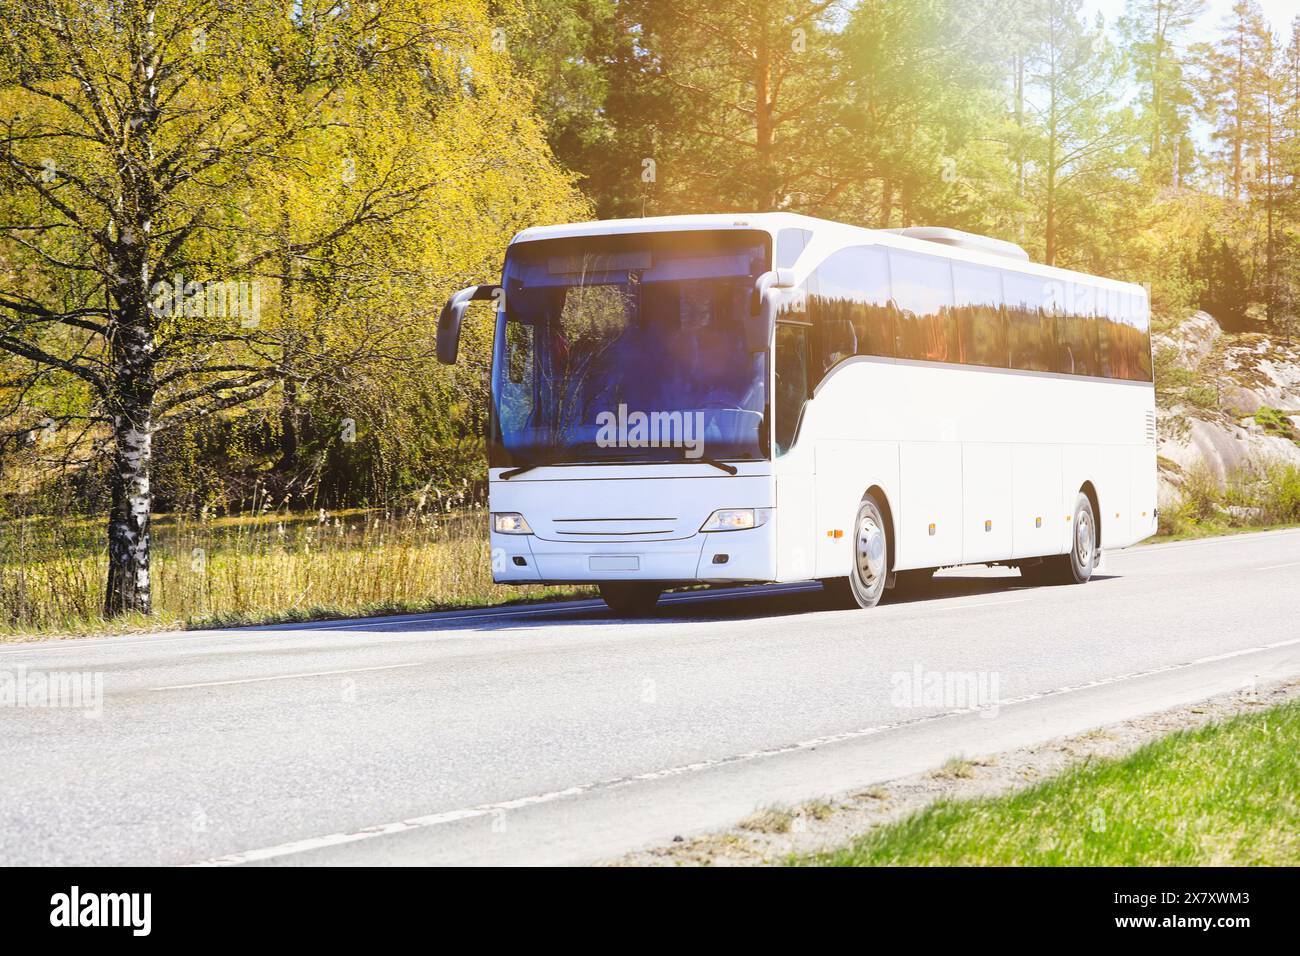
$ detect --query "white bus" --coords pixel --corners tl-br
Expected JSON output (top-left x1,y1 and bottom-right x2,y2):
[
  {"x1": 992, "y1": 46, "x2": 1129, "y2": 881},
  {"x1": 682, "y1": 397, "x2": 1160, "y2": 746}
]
[{"x1": 437, "y1": 214, "x2": 1156, "y2": 614}]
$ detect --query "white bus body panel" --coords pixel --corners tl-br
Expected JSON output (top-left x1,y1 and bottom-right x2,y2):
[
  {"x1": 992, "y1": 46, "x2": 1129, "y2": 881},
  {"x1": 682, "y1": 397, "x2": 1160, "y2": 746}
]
[
  {"x1": 962, "y1": 443, "x2": 1014, "y2": 564},
  {"x1": 796, "y1": 357, "x2": 1154, "y2": 577},
  {"x1": 1011, "y1": 445, "x2": 1064, "y2": 558}
]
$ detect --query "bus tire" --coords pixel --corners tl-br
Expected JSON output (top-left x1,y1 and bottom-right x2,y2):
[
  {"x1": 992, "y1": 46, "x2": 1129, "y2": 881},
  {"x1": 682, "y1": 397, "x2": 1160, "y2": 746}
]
[
  {"x1": 846, "y1": 493, "x2": 890, "y2": 608},
  {"x1": 1027, "y1": 493, "x2": 1097, "y2": 586},
  {"x1": 598, "y1": 582, "x2": 662, "y2": 616}
]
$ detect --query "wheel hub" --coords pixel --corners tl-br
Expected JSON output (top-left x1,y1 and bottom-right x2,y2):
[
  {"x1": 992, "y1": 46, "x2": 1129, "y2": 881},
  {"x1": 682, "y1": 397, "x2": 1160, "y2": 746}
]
[
  {"x1": 856, "y1": 515, "x2": 886, "y2": 584},
  {"x1": 1075, "y1": 511, "x2": 1094, "y2": 567}
]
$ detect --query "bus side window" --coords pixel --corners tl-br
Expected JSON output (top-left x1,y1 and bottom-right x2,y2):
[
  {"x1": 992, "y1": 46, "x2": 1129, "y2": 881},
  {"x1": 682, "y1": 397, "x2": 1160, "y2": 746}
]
[
  {"x1": 774, "y1": 322, "x2": 810, "y2": 455},
  {"x1": 1099, "y1": 286, "x2": 1152, "y2": 382},
  {"x1": 776, "y1": 228, "x2": 812, "y2": 269},
  {"x1": 1133, "y1": 291, "x2": 1153, "y2": 381},
  {"x1": 952, "y1": 263, "x2": 1009, "y2": 368},
  {"x1": 807, "y1": 246, "x2": 894, "y2": 378},
  {"x1": 889, "y1": 251, "x2": 957, "y2": 364},
  {"x1": 1054, "y1": 280, "x2": 1102, "y2": 377},
  {"x1": 1004, "y1": 273, "x2": 1057, "y2": 373}
]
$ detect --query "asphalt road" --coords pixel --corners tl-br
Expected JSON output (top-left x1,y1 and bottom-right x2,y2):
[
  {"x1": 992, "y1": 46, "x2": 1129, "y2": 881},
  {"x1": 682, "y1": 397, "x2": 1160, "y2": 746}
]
[{"x1": 2, "y1": 529, "x2": 1298, "y2": 866}]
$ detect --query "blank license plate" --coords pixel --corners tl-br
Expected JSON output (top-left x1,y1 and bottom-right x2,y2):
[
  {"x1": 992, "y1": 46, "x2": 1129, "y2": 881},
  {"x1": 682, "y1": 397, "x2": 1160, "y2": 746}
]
[{"x1": 589, "y1": 555, "x2": 640, "y2": 572}]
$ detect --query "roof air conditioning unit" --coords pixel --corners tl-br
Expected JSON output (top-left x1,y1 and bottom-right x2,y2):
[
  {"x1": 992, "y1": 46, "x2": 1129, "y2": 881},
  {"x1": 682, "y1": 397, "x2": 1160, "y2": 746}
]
[{"x1": 884, "y1": 226, "x2": 1030, "y2": 262}]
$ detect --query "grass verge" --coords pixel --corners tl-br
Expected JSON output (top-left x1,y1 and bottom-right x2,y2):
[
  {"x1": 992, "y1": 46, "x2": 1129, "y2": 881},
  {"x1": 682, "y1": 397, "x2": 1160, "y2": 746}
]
[
  {"x1": 799, "y1": 698, "x2": 1300, "y2": 866},
  {"x1": 0, "y1": 506, "x2": 589, "y2": 640}
]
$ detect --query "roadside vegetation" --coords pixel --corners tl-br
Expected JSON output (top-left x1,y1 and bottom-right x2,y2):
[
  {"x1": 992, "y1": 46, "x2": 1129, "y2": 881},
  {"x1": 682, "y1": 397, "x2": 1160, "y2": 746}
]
[
  {"x1": 0, "y1": 498, "x2": 584, "y2": 639},
  {"x1": 800, "y1": 698, "x2": 1300, "y2": 866},
  {"x1": 1157, "y1": 461, "x2": 1300, "y2": 539}
]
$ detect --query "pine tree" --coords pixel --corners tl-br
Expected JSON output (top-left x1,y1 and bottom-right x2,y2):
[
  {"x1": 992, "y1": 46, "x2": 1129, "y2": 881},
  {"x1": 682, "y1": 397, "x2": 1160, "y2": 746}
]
[
  {"x1": 1193, "y1": 0, "x2": 1272, "y2": 200},
  {"x1": 1118, "y1": 0, "x2": 1206, "y2": 186},
  {"x1": 1022, "y1": 0, "x2": 1133, "y2": 265}
]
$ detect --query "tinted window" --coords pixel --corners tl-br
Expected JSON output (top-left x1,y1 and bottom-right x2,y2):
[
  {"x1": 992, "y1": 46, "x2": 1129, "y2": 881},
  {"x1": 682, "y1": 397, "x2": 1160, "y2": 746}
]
[
  {"x1": 1098, "y1": 286, "x2": 1152, "y2": 381},
  {"x1": 952, "y1": 263, "x2": 1008, "y2": 368},
  {"x1": 890, "y1": 251, "x2": 958, "y2": 363},
  {"x1": 1132, "y1": 291, "x2": 1153, "y2": 381},
  {"x1": 1004, "y1": 272, "x2": 1057, "y2": 372},
  {"x1": 798, "y1": 244, "x2": 1150, "y2": 383},
  {"x1": 1053, "y1": 280, "x2": 1103, "y2": 377},
  {"x1": 808, "y1": 246, "x2": 894, "y2": 374},
  {"x1": 774, "y1": 323, "x2": 809, "y2": 454}
]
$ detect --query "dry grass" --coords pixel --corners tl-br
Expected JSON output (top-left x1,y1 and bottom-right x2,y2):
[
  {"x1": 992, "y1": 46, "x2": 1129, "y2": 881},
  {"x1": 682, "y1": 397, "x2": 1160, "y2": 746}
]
[
  {"x1": 739, "y1": 807, "x2": 795, "y2": 835},
  {"x1": 0, "y1": 504, "x2": 586, "y2": 640}
]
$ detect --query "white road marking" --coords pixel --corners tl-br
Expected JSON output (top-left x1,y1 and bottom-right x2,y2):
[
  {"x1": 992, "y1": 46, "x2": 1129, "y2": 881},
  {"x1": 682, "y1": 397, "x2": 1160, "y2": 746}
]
[
  {"x1": 186, "y1": 634, "x2": 1300, "y2": 867},
  {"x1": 1256, "y1": 561, "x2": 1300, "y2": 571},
  {"x1": 150, "y1": 662, "x2": 422, "y2": 691}
]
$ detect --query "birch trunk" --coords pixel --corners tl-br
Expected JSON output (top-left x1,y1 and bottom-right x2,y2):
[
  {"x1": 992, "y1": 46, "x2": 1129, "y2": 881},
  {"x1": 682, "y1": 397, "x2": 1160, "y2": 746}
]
[
  {"x1": 104, "y1": 402, "x2": 153, "y2": 617},
  {"x1": 103, "y1": 239, "x2": 157, "y2": 615}
]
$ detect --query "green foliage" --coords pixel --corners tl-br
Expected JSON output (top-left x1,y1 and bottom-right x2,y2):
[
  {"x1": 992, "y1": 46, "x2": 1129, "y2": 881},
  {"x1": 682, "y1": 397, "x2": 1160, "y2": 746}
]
[
  {"x1": 1, "y1": 0, "x2": 588, "y2": 518},
  {"x1": 1183, "y1": 383, "x2": 1220, "y2": 408},
  {"x1": 1193, "y1": 230, "x2": 1252, "y2": 330},
  {"x1": 1254, "y1": 406, "x2": 1300, "y2": 443},
  {"x1": 800, "y1": 698, "x2": 1300, "y2": 866},
  {"x1": 1159, "y1": 462, "x2": 1300, "y2": 537}
]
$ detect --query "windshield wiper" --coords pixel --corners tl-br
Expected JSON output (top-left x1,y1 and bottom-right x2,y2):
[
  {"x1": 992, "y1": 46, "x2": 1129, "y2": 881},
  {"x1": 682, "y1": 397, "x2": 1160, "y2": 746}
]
[
  {"x1": 499, "y1": 463, "x2": 540, "y2": 480},
  {"x1": 676, "y1": 447, "x2": 739, "y2": 474},
  {"x1": 499, "y1": 451, "x2": 567, "y2": 479},
  {"x1": 695, "y1": 457, "x2": 739, "y2": 475}
]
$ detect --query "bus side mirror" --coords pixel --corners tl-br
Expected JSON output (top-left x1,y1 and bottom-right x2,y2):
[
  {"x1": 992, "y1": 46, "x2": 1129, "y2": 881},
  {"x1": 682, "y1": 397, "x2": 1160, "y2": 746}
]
[
  {"x1": 437, "y1": 285, "x2": 500, "y2": 365},
  {"x1": 748, "y1": 269, "x2": 796, "y2": 351}
]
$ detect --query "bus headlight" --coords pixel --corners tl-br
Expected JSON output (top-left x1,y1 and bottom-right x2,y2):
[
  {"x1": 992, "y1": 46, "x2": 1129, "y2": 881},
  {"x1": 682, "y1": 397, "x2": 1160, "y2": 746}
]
[
  {"x1": 699, "y1": 508, "x2": 770, "y2": 532},
  {"x1": 492, "y1": 512, "x2": 534, "y2": 534}
]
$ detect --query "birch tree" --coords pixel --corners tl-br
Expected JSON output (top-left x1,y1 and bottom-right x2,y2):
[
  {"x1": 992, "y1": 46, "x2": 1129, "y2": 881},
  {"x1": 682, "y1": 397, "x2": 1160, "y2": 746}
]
[{"x1": 0, "y1": 0, "x2": 511, "y2": 615}]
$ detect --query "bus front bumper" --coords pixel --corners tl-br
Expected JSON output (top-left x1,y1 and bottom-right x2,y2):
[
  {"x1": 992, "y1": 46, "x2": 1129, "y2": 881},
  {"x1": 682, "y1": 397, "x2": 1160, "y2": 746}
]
[{"x1": 490, "y1": 524, "x2": 777, "y2": 585}]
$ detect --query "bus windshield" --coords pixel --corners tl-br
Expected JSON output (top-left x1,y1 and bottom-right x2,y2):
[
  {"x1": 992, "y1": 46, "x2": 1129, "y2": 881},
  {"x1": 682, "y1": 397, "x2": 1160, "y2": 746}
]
[{"x1": 490, "y1": 230, "x2": 771, "y2": 467}]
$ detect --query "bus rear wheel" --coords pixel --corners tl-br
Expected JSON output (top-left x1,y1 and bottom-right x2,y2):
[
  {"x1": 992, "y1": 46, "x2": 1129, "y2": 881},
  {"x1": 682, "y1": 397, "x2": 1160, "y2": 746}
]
[
  {"x1": 598, "y1": 582, "x2": 662, "y2": 616},
  {"x1": 1023, "y1": 493, "x2": 1096, "y2": 586}
]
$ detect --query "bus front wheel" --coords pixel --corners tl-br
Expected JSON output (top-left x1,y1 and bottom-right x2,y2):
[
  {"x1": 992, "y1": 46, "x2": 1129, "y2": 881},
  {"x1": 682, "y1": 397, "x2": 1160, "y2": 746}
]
[
  {"x1": 829, "y1": 494, "x2": 890, "y2": 609},
  {"x1": 598, "y1": 582, "x2": 662, "y2": 616}
]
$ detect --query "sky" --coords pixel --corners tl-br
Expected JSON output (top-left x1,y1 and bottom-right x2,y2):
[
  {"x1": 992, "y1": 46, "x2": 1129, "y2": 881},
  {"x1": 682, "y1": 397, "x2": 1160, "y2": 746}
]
[{"x1": 1085, "y1": 0, "x2": 1298, "y2": 38}]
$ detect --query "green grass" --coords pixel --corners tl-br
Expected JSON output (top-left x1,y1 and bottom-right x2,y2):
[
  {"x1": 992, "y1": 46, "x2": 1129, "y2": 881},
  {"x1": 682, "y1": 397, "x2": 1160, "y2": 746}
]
[
  {"x1": 799, "y1": 699, "x2": 1300, "y2": 866},
  {"x1": 1253, "y1": 406, "x2": 1300, "y2": 444},
  {"x1": 0, "y1": 505, "x2": 588, "y2": 639}
]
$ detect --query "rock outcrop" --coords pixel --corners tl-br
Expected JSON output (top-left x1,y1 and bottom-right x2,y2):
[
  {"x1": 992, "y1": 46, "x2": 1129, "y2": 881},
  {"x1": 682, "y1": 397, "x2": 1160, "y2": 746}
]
[{"x1": 1153, "y1": 311, "x2": 1300, "y2": 507}]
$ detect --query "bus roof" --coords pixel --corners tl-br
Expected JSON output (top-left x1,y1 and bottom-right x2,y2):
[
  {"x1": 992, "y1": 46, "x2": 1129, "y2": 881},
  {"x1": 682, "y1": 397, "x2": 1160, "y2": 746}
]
[{"x1": 509, "y1": 213, "x2": 1147, "y2": 300}]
